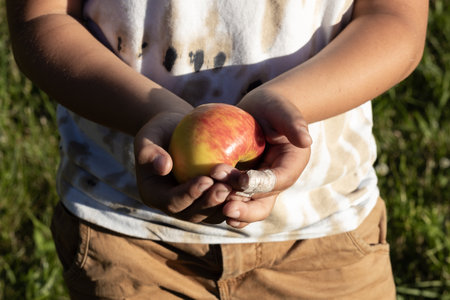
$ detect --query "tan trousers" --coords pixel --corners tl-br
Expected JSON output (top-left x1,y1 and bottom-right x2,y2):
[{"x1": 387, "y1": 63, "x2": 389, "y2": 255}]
[{"x1": 51, "y1": 198, "x2": 396, "y2": 299}]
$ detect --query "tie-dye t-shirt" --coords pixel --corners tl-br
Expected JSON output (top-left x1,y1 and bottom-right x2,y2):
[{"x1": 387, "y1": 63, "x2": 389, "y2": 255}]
[{"x1": 57, "y1": 0, "x2": 380, "y2": 243}]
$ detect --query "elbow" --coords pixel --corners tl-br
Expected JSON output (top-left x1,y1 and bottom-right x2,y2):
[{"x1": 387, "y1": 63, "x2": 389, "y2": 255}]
[
  {"x1": 393, "y1": 5, "x2": 429, "y2": 81},
  {"x1": 7, "y1": 19, "x2": 35, "y2": 81},
  {"x1": 6, "y1": 8, "x2": 30, "y2": 79},
  {"x1": 401, "y1": 29, "x2": 427, "y2": 80},
  {"x1": 9, "y1": 35, "x2": 28, "y2": 77},
  {"x1": 354, "y1": 1, "x2": 429, "y2": 83},
  {"x1": 380, "y1": 16, "x2": 428, "y2": 84},
  {"x1": 9, "y1": 38, "x2": 37, "y2": 84}
]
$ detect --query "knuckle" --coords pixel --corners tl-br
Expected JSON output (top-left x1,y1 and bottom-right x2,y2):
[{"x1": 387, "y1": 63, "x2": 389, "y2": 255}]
[
  {"x1": 165, "y1": 201, "x2": 184, "y2": 215},
  {"x1": 187, "y1": 185, "x2": 202, "y2": 200},
  {"x1": 135, "y1": 148, "x2": 150, "y2": 165},
  {"x1": 261, "y1": 209, "x2": 272, "y2": 220},
  {"x1": 293, "y1": 119, "x2": 308, "y2": 131}
]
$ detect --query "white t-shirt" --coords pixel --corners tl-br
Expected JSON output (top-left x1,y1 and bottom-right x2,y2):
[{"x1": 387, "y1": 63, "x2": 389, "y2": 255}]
[{"x1": 57, "y1": 0, "x2": 379, "y2": 243}]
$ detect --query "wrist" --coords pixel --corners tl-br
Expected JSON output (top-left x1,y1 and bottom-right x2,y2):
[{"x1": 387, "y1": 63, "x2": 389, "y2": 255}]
[{"x1": 134, "y1": 89, "x2": 193, "y2": 136}]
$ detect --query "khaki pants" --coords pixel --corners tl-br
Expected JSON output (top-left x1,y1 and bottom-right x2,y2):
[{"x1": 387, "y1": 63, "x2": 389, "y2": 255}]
[{"x1": 51, "y1": 198, "x2": 396, "y2": 299}]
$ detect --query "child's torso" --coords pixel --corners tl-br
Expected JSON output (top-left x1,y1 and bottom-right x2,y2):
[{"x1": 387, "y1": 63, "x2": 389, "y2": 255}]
[{"x1": 56, "y1": 0, "x2": 380, "y2": 243}]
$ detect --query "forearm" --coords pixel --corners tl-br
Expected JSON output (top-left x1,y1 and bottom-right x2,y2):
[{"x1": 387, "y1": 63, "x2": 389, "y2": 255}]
[
  {"x1": 7, "y1": 8, "x2": 192, "y2": 135},
  {"x1": 259, "y1": 0, "x2": 428, "y2": 124}
]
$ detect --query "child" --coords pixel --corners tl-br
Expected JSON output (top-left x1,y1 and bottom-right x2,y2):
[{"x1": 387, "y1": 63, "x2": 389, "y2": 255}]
[{"x1": 7, "y1": 0, "x2": 428, "y2": 299}]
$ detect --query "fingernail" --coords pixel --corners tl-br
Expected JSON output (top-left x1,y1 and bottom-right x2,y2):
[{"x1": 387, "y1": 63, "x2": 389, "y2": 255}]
[
  {"x1": 152, "y1": 156, "x2": 166, "y2": 174},
  {"x1": 227, "y1": 219, "x2": 241, "y2": 227},
  {"x1": 199, "y1": 182, "x2": 213, "y2": 193},
  {"x1": 299, "y1": 126, "x2": 310, "y2": 136},
  {"x1": 227, "y1": 210, "x2": 240, "y2": 219},
  {"x1": 300, "y1": 127, "x2": 313, "y2": 145},
  {"x1": 211, "y1": 171, "x2": 228, "y2": 181}
]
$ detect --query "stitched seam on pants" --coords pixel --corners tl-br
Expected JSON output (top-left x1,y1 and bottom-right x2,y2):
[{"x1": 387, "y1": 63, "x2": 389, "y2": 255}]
[
  {"x1": 225, "y1": 276, "x2": 246, "y2": 300},
  {"x1": 346, "y1": 232, "x2": 369, "y2": 255},
  {"x1": 63, "y1": 218, "x2": 92, "y2": 282},
  {"x1": 370, "y1": 243, "x2": 390, "y2": 253},
  {"x1": 218, "y1": 280, "x2": 230, "y2": 300},
  {"x1": 255, "y1": 243, "x2": 262, "y2": 268},
  {"x1": 347, "y1": 231, "x2": 390, "y2": 255},
  {"x1": 79, "y1": 223, "x2": 91, "y2": 268},
  {"x1": 60, "y1": 220, "x2": 91, "y2": 284}
]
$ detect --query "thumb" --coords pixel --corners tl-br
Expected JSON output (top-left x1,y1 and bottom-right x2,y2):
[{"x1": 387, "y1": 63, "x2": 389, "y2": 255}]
[
  {"x1": 135, "y1": 141, "x2": 172, "y2": 176},
  {"x1": 134, "y1": 112, "x2": 184, "y2": 176},
  {"x1": 240, "y1": 92, "x2": 312, "y2": 148},
  {"x1": 262, "y1": 100, "x2": 312, "y2": 148}
]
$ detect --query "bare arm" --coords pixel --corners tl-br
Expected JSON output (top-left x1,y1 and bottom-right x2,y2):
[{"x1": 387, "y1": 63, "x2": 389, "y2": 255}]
[
  {"x1": 6, "y1": 0, "x2": 192, "y2": 136},
  {"x1": 240, "y1": 0, "x2": 429, "y2": 125},
  {"x1": 6, "y1": 0, "x2": 233, "y2": 225}
]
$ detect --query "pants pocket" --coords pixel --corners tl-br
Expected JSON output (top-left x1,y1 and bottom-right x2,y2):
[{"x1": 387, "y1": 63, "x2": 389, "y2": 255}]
[
  {"x1": 346, "y1": 198, "x2": 390, "y2": 255},
  {"x1": 50, "y1": 202, "x2": 91, "y2": 283}
]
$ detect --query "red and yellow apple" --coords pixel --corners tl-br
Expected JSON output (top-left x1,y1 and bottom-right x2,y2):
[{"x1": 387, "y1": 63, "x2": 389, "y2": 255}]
[{"x1": 169, "y1": 103, "x2": 266, "y2": 183}]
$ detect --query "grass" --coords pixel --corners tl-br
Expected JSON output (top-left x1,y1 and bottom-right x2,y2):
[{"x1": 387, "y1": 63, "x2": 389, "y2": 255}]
[
  {"x1": 0, "y1": 2, "x2": 66, "y2": 299},
  {"x1": 0, "y1": 1, "x2": 449, "y2": 299}
]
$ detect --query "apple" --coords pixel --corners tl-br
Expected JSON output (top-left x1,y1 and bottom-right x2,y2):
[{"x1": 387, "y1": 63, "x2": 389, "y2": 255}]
[{"x1": 169, "y1": 103, "x2": 266, "y2": 183}]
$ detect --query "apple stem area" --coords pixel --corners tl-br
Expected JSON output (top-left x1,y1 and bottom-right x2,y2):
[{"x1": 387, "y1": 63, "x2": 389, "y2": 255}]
[{"x1": 235, "y1": 169, "x2": 277, "y2": 197}]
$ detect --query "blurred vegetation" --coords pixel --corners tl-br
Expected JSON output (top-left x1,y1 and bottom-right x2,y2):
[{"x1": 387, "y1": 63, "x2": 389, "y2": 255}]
[
  {"x1": 0, "y1": 2, "x2": 65, "y2": 299},
  {"x1": 0, "y1": 1, "x2": 448, "y2": 299}
]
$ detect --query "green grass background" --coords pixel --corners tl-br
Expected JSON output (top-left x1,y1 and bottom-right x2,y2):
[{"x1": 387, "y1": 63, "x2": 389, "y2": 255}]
[{"x1": 0, "y1": 1, "x2": 449, "y2": 299}]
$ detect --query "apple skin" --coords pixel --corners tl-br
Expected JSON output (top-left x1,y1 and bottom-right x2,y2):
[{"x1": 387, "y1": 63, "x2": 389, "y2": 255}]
[{"x1": 169, "y1": 103, "x2": 266, "y2": 183}]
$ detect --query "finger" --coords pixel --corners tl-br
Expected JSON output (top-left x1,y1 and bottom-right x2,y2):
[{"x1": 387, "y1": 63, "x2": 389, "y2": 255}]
[
  {"x1": 226, "y1": 219, "x2": 250, "y2": 229},
  {"x1": 176, "y1": 183, "x2": 231, "y2": 223},
  {"x1": 262, "y1": 143, "x2": 310, "y2": 191},
  {"x1": 137, "y1": 174, "x2": 214, "y2": 215},
  {"x1": 235, "y1": 169, "x2": 277, "y2": 196},
  {"x1": 259, "y1": 99, "x2": 312, "y2": 148},
  {"x1": 210, "y1": 164, "x2": 241, "y2": 183},
  {"x1": 222, "y1": 196, "x2": 276, "y2": 224},
  {"x1": 197, "y1": 183, "x2": 232, "y2": 209},
  {"x1": 135, "y1": 143, "x2": 172, "y2": 176},
  {"x1": 134, "y1": 112, "x2": 184, "y2": 175},
  {"x1": 226, "y1": 193, "x2": 251, "y2": 202},
  {"x1": 210, "y1": 165, "x2": 272, "y2": 199},
  {"x1": 269, "y1": 105, "x2": 311, "y2": 148}
]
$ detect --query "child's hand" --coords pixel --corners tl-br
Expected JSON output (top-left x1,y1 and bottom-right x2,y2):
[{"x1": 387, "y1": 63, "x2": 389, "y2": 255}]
[
  {"x1": 239, "y1": 88, "x2": 312, "y2": 149},
  {"x1": 210, "y1": 88, "x2": 312, "y2": 228},
  {"x1": 134, "y1": 112, "x2": 233, "y2": 224}
]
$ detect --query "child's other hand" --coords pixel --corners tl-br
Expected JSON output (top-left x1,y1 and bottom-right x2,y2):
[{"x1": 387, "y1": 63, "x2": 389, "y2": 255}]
[
  {"x1": 134, "y1": 112, "x2": 232, "y2": 224},
  {"x1": 239, "y1": 88, "x2": 312, "y2": 149},
  {"x1": 210, "y1": 89, "x2": 312, "y2": 228}
]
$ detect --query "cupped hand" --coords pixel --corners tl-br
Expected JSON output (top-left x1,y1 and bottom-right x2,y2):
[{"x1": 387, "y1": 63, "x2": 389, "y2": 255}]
[
  {"x1": 134, "y1": 112, "x2": 231, "y2": 224},
  {"x1": 211, "y1": 88, "x2": 312, "y2": 228}
]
